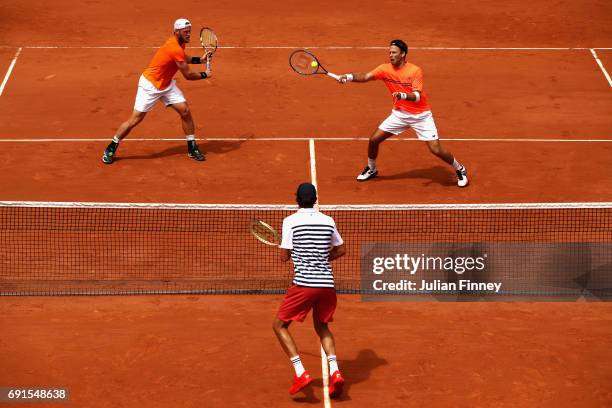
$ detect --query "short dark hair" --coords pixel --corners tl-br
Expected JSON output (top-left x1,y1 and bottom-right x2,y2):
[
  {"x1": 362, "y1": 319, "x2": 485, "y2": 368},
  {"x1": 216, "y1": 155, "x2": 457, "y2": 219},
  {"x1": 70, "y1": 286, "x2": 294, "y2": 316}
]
[
  {"x1": 296, "y1": 183, "x2": 317, "y2": 208},
  {"x1": 390, "y1": 39, "x2": 408, "y2": 55}
]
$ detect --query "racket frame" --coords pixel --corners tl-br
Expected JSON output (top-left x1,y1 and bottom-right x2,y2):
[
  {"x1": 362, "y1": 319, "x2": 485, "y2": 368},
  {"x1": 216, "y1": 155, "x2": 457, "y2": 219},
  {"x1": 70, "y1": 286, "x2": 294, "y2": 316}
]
[
  {"x1": 289, "y1": 49, "x2": 340, "y2": 80},
  {"x1": 199, "y1": 27, "x2": 218, "y2": 54},
  {"x1": 249, "y1": 219, "x2": 280, "y2": 247}
]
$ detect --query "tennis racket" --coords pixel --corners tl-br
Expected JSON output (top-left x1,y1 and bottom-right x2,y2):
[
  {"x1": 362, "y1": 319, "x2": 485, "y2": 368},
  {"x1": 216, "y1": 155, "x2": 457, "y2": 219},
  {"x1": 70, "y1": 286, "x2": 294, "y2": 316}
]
[
  {"x1": 200, "y1": 27, "x2": 218, "y2": 71},
  {"x1": 199, "y1": 27, "x2": 218, "y2": 54},
  {"x1": 250, "y1": 219, "x2": 280, "y2": 246},
  {"x1": 289, "y1": 49, "x2": 341, "y2": 81}
]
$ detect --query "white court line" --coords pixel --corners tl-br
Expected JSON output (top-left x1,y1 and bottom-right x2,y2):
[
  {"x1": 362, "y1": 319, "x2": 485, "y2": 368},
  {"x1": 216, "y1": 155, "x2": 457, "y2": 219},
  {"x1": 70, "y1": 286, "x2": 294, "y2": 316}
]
[
  {"x1": 0, "y1": 47, "x2": 22, "y2": 96},
  {"x1": 308, "y1": 139, "x2": 332, "y2": 408},
  {"x1": 321, "y1": 344, "x2": 331, "y2": 408},
  {"x1": 1, "y1": 137, "x2": 612, "y2": 143},
  {"x1": 0, "y1": 45, "x2": 611, "y2": 50},
  {"x1": 3, "y1": 201, "x2": 610, "y2": 210},
  {"x1": 590, "y1": 49, "x2": 612, "y2": 87},
  {"x1": 309, "y1": 139, "x2": 318, "y2": 189}
]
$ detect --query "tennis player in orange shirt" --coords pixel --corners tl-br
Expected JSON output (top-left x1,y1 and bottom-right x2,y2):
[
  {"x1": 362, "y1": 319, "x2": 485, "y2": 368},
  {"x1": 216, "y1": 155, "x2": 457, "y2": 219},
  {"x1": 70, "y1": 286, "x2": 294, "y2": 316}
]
[
  {"x1": 337, "y1": 40, "x2": 468, "y2": 187},
  {"x1": 102, "y1": 18, "x2": 212, "y2": 164}
]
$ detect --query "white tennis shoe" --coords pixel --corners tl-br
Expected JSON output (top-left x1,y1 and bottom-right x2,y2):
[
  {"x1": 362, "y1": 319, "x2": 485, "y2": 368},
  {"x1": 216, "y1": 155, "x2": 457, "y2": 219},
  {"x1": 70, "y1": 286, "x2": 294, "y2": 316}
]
[
  {"x1": 357, "y1": 166, "x2": 378, "y2": 181},
  {"x1": 456, "y1": 166, "x2": 468, "y2": 187}
]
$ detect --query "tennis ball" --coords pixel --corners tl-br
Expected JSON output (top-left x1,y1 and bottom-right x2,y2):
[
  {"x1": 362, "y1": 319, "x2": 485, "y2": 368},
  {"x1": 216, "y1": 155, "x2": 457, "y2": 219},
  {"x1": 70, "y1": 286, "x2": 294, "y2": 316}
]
[{"x1": 310, "y1": 61, "x2": 318, "y2": 68}]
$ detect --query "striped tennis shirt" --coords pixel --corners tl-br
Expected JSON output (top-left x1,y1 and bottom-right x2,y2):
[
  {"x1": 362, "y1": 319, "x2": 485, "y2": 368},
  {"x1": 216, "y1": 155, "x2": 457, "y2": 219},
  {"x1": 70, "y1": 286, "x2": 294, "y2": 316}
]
[{"x1": 280, "y1": 208, "x2": 344, "y2": 288}]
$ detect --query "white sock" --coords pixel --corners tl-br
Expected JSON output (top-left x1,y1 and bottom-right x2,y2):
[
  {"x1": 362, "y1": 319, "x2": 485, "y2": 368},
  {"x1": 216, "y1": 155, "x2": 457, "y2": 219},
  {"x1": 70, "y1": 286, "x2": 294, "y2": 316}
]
[
  {"x1": 290, "y1": 355, "x2": 305, "y2": 376},
  {"x1": 368, "y1": 158, "x2": 377, "y2": 171},
  {"x1": 112, "y1": 136, "x2": 120, "y2": 144},
  {"x1": 328, "y1": 355, "x2": 339, "y2": 374},
  {"x1": 186, "y1": 134, "x2": 196, "y2": 141},
  {"x1": 452, "y1": 158, "x2": 463, "y2": 171}
]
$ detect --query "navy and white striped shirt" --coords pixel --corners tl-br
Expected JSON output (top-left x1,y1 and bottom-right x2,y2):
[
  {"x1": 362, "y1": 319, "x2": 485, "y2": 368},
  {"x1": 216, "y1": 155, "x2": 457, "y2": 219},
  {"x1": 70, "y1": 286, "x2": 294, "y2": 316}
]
[{"x1": 281, "y1": 208, "x2": 344, "y2": 288}]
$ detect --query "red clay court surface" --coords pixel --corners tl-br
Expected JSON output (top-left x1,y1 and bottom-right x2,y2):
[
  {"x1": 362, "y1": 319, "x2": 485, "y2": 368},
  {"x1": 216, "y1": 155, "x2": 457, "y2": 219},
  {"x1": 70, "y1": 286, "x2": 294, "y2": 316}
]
[{"x1": 1, "y1": 1, "x2": 612, "y2": 407}]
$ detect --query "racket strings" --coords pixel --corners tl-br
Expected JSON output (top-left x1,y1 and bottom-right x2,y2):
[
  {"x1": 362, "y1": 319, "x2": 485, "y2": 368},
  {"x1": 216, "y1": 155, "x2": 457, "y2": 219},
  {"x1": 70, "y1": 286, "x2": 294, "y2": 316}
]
[
  {"x1": 250, "y1": 220, "x2": 280, "y2": 246},
  {"x1": 290, "y1": 51, "x2": 319, "y2": 75},
  {"x1": 200, "y1": 29, "x2": 218, "y2": 51}
]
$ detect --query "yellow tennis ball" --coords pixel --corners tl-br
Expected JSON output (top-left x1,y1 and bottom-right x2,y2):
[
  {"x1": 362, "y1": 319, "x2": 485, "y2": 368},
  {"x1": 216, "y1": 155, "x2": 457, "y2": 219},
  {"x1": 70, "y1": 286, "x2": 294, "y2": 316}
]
[{"x1": 310, "y1": 61, "x2": 318, "y2": 68}]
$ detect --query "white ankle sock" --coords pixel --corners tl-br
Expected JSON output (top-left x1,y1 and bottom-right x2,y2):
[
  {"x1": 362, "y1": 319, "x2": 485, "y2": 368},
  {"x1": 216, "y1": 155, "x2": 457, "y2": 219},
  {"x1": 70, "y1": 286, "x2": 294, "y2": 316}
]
[
  {"x1": 368, "y1": 158, "x2": 377, "y2": 171},
  {"x1": 186, "y1": 134, "x2": 196, "y2": 141},
  {"x1": 112, "y1": 136, "x2": 120, "y2": 144},
  {"x1": 452, "y1": 159, "x2": 463, "y2": 171},
  {"x1": 328, "y1": 355, "x2": 339, "y2": 374},
  {"x1": 290, "y1": 355, "x2": 305, "y2": 376}
]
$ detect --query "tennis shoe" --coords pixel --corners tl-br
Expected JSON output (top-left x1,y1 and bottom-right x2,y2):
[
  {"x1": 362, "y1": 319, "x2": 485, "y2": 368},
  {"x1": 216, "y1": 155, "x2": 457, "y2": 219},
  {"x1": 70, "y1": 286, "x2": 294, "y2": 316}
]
[
  {"x1": 329, "y1": 370, "x2": 344, "y2": 399},
  {"x1": 289, "y1": 371, "x2": 313, "y2": 395},
  {"x1": 102, "y1": 143, "x2": 117, "y2": 164},
  {"x1": 356, "y1": 166, "x2": 378, "y2": 181},
  {"x1": 187, "y1": 145, "x2": 205, "y2": 161},
  {"x1": 456, "y1": 166, "x2": 468, "y2": 187}
]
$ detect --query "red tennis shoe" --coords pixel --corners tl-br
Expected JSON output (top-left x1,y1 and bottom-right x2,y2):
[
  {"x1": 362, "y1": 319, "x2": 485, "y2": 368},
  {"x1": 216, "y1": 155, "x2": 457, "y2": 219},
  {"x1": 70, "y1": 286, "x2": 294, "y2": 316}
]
[
  {"x1": 329, "y1": 371, "x2": 344, "y2": 398},
  {"x1": 289, "y1": 371, "x2": 313, "y2": 395}
]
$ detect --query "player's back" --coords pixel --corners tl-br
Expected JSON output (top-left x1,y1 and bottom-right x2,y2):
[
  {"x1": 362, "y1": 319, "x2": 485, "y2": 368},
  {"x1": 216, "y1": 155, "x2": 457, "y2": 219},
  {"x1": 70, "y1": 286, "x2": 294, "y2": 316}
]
[{"x1": 282, "y1": 209, "x2": 341, "y2": 288}]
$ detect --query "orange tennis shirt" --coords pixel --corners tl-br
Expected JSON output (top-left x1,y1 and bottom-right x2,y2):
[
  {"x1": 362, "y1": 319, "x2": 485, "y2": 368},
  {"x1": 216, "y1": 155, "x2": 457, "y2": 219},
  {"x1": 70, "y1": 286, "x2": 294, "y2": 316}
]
[
  {"x1": 142, "y1": 37, "x2": 187, "y2": 90},
  {"x1": 371, "y1": 62, "x2": 430, "y2": 114}
]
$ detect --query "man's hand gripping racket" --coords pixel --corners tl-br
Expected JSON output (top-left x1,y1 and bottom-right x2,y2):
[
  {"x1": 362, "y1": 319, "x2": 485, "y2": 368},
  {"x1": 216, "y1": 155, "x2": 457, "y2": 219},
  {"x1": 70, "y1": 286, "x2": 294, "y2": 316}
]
[{"x1": 199, "y1": 27, "x2": 218, "y2": 76}]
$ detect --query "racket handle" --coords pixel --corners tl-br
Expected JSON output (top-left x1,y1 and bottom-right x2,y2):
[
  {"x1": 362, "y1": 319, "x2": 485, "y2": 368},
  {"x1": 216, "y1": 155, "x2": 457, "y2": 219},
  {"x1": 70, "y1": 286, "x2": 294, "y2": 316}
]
[{"x1": 326, "y1": 72, "x2": 341, "y2": 81}]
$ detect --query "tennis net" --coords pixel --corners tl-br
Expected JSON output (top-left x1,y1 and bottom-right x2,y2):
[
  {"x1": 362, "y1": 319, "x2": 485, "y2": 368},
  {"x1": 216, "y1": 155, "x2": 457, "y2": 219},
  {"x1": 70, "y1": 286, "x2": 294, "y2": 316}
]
[{"x1": 0, "y1": 201, "x2": 610, "y2": 297}]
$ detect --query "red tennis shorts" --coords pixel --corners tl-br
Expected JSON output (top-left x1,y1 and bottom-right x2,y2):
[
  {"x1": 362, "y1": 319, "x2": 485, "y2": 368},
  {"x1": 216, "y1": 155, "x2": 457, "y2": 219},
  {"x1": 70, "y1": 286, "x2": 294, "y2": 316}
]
[{"x1": 277, "y1": 285, "x2": 337, "y2": 323}]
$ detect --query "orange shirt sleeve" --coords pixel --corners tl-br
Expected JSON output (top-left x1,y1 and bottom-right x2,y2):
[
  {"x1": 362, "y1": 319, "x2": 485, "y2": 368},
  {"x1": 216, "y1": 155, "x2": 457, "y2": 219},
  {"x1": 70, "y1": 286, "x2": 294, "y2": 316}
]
[
  {"x1": 370, "y1": 64, "x2": 388, "y2": 80},
  {"x1": 412, "y1": 67, "x2": 424, "y2": 92}
]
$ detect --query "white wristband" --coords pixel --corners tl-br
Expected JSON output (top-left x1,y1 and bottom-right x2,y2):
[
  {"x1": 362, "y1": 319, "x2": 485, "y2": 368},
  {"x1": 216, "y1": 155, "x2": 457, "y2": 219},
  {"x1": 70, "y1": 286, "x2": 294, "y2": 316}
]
[
  {"x1": 345, "y1": 73, "x2": 354, "y2": 82},
  {"x1": 413, "y1": 91, "x2": 421, "y2": 103}
]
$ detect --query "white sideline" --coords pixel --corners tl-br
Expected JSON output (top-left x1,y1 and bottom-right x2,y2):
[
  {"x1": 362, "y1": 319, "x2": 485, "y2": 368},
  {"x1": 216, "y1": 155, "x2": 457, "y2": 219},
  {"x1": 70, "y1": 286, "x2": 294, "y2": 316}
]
[
  {"x1": 308, "y1": 138, "x2": 332, "y2": 408},
  {"x1": 309, "y1": 139, "x2": 318, "y2": 190},
  {"x1": 0, "y1": 47, "x2": 21, "y2": 96},
  {"x1": 589, "y1": 49, "x2": 612, "y2": 87}
]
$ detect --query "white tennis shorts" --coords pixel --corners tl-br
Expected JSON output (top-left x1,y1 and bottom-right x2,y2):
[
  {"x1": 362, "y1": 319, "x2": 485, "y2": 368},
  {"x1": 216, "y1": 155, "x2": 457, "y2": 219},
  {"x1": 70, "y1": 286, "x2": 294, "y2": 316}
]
[
  {"x1": 133, "y1": 75, "x2": 186, "y2": 113},
  {"x1": 378, "y1": 109, "x2": 439, "y2": 140}
]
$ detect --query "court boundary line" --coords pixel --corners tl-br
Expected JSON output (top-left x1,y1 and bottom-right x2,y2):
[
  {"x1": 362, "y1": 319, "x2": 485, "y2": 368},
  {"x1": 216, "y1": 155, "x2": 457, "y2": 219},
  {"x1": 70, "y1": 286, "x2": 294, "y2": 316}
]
[
  {"x1": 309, "y1": 139, "x2": 318, "y2": 190},
  {"x1": 307, "y1": 138, "x2": 332, "y2": 408},
  {"x1": 1, "y1": 137, "x2": 612, "y2": 143},
  {"x1": 2, "y1": 201, "x2": 610, "y2": 210},
  {"x1": 589, "y1": 49, "x2": 612, "y2": 87},
  {"x1": 1, "y1": 45, "x2": 611, "y2": 50},
  {"x1": 321, "y1": 345, "x2": 331, "y2": 408},
  {"x1": 0, "y1": 47, "x2": 21, "y2": 96}
]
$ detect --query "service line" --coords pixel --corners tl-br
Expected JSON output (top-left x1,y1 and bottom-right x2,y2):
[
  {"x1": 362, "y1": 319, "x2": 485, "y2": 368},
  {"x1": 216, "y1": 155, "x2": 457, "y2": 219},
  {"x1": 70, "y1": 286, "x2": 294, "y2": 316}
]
[
  {"x1": 1, "y1": 137, "x2": 612, "y2": 143},
  {"x1": 0, "y1": 45, "x2": 611, "y2": 51}
]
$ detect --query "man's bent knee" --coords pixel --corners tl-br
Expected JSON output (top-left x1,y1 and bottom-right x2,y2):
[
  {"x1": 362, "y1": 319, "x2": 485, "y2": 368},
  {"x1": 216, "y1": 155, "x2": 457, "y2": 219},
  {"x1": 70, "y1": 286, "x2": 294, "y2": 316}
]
[
  {"x1": 273, "y1": 317, "x2": 289, "y2": 331},
  {"x1": 427, "y1": 141, "x2": 443, "y2": 155},
  {"x1": 313, "y1": 319, "x2": 328, "y2": 332},
  {"x1": 180, "y1": 108, "x2": 191, "y2": 119},
  {"x1": 171, "y1": 103, "x2": 191, "y2": 118},
  {"x1": 371, "y1": 130, "x2": 394, "y2": 144},
  {"x1": 128, "y1": 112, "x2": 146, "y2": 127},
  {"x1": 370, "y1": 134, "x2": 386, "y2": 145}
]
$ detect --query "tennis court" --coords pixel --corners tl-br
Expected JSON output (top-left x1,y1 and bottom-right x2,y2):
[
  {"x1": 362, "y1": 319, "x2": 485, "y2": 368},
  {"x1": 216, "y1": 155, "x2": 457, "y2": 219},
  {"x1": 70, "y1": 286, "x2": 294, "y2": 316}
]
[{"x1": 1, "y1": 1, "x2": 612, "y2": 406}]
